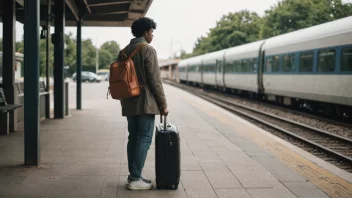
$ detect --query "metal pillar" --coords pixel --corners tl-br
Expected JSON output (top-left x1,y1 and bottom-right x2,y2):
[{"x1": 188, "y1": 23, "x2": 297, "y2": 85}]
[
  {"x1": 45, "y1": 0, "x2": 51, "y2": 119},
  {"x1": 2, "y1": 0, "x2": 17, "y2": 132},
  {"x1": 24, "y1": 0, "x2": 40, "y2": 165},
  {"x1": 54, "y1": 0, "x2": 65, "y2": 118},
  {"x1": 169, "y1": 65, "x2": 172, "y2": 80},
  {"x1": 76, "y1": 18, "x2": 82, "y2": 110}
]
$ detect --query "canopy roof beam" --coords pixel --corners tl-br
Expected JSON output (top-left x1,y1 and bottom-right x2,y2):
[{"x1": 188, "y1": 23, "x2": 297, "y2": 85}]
[{"x1": 66, "y1": 0, "x2": 79, "y2": 21}]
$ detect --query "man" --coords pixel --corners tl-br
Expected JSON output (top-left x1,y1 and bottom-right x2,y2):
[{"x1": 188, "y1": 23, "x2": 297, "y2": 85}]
[{"x1": 118, "y1": 17, "x2": 168, "y2": 190}]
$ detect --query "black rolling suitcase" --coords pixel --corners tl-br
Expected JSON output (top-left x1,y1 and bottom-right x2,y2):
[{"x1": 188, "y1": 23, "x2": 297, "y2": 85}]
[{"x1": 155, "y1": 115, "x2": 181, "y2": 190}]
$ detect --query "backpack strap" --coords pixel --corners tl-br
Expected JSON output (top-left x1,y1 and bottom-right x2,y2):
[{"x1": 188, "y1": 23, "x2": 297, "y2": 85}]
[
  {"x1": 127, "y1": 43, "x2": 148, "y2": 59},
  {"x1": 117, "y1": 48, "x2": 127, "y2": 60}
]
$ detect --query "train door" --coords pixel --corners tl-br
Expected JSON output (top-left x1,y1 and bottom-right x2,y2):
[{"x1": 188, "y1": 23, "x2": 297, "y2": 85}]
[
  {"x1": 222, "y1": 54, "x2": 227, "y2": 88},
  {"x1": 215, "y1": 59, "x2": 224, "y2": 88},
  {"x1": 258, "y1": 43, "x2": 265, "y2": 93},
  {"x1": 186, "y1": 64, "x2": 189, "y2": 81},
  {"x1": 200, "y1": 60, "x2": 204, "y2": 86}
]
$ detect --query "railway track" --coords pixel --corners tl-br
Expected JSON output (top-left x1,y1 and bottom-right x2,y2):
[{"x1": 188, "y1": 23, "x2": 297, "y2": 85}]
[{"x1": 164, "y1": 80, "x2": 352, "y2": 172}]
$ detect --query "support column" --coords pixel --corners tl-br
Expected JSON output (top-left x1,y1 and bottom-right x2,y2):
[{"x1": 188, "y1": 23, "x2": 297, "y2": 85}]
[
  {"x1": 76, "y1": 18, "x2": 82, "y2": 110},
  {"x1": 54, "y1": 0, "x2": 65, "y2": 118},
  {"x1": 45, "y1": 0, "x2": 51, "y2": 118},
  {"x1": 2, "y1": 0, "x2": 17, "y2": 132},
  {"x1": 24, "y1": 0, "x2": 40, "y2": 165},
  {"x1": 169, "y1": 65, "x2": 172, "y2": 80}
]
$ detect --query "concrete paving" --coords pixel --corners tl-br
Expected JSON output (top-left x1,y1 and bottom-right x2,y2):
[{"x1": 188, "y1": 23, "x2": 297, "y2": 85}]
[{"x1": 0, "y1": 81, "x2": 333, "y2": 197}]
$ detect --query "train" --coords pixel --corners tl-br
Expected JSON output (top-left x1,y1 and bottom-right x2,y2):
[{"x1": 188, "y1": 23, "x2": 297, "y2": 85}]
[{"x1": 178, "y1": 16, "x2": 352, "y2": 118}]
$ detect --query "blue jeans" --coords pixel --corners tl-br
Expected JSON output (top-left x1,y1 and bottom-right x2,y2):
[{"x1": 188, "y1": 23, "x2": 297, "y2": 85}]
[{"x1": 126, "y1": 114, "x2": 155, "y2": 181}]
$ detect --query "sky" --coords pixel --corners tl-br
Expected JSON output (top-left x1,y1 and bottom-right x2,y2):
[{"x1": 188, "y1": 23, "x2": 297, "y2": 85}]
[{"x1": 1, "y1": 0, "x2": 351, "y2": 59}]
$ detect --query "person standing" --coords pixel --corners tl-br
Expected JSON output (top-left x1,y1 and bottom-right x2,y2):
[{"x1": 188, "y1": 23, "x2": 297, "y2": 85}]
[{"x1": 118, "y1": 17, "x2": 168, "y2": 190}]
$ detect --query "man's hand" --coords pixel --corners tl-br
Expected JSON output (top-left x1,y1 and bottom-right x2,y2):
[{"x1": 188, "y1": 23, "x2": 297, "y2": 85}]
[{"x1": 161, "y1": 107, "x2": 169, "y2": 116}]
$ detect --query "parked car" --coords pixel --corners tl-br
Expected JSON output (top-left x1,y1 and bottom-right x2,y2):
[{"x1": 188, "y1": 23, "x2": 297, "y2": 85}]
[
  {"x1": 97, "y1": 69, "x2": 109, "y2": 81},
  {"x1": 72, "y1": 71, "x2": 101, "y2": 82}
]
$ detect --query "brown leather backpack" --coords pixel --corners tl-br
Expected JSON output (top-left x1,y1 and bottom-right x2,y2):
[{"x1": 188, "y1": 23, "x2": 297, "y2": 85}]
[{"x1": 107, "y1": 43, "x2": 147, "y2": 100}]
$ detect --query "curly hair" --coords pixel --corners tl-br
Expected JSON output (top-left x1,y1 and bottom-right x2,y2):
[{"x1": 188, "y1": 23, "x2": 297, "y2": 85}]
[{"x1": 131, "y1": 17, "x2": 157, "y2": 37}]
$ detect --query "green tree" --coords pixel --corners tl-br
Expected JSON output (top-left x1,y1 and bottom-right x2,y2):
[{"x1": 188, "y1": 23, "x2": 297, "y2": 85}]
[
  {"x1": 176, "y1": 49, "x2": 192, "y2": 59},
  {"x1": 98, "y1": 41, "x2": 120, "y2": 69},
  {"x1": 81, "y1": 39, "x2": 97, "y2": 72},
  {"x1": 3, "y1": 33, "x2": 121, "y2": 75},
  {"x1": 261, "y1": 0, "x2": 352, "y2": 38},
  {"x1": 16, "y1": 41, "x2": 24, "y2": 53},
  {"x1": 64, "y1": 33, "x2": 77, "y2": 75},
  {"x1": 37, "y1": 37, "x2": 54, "y2": 77},
  {"x1": 191, "y1": 10, "x2": 262, "y2": 57},
  {"x1": 98, "y1": 49, "x2": 113, "y2": 69},
  {"x1": 100, "y1": 41, "x2": 120, "y2": 57}
]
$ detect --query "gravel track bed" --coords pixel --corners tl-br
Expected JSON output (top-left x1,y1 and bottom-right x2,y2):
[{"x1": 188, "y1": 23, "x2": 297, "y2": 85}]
[
  {"x1": 202, "y1": 91, "x2": 352, "y2": 172},
  {"x1": 199, "y1": 88, "x2": 352, "y2": 140},
  {"x1": 239, "y1": 114, "x2": 352, "y2": 173}
]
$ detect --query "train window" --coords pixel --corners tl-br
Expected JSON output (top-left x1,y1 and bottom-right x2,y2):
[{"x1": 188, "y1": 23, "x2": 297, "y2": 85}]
[
  {"x1": 235, "y1": 61, "x2": 241, "y2": 72},
  {"x1": 265, "y1": 58, "x2": 272, "y2": 72},
  {"x1": 341, "y1": 47, "x2": 352, "y2": 72},
  {"x1": 282, "y1": 54, "x2": 295, "y2": 72},
  {"x1": 241, "y1": 60, "x2": 247, "y2": 72},
  {"x1": 232, "y1": 61, "x2": 236, "y2": 72},
  {"x1": 273, "y1": 56, "x2": 280, "y2": 72},
  {"x1": 245, "y1": 59, "x2": 252, "y2": 72},
  {"x1": 229, "y1": 61, "x2": 234, "y2": 72},
  {"x1": 318, "y1": 49, "x2": 336, "y2": 72},
  {"x1": 249, "y1": 59, "x2": 254, "y2": 72},
  {"x1": 225, "y1": 63, "x2": 231, "y2": 73},
  {"x1": 265, "y1": 56, "x2": 280, "y2": 72},
  {"x1": 211, "y1": 64, "x2": 216, "y2": 72},
  {"x1": 299, "y1": 52, "x2": 314, "y2": 72},
  {"x1": 228, "y1": 62, "x2": 233, "y2": 72},
  {"x1": 246, "y1": 59, "x2": 251, "y2": 72},
  {"x1": 232, "y1": 61, "x2": 237, "y2": 72},
  {"x1": 252, "y1": 58, "x2": 258, "y2": 72}
]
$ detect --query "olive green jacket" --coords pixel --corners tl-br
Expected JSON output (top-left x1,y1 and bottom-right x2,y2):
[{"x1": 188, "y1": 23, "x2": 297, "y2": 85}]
[{"x1": 118, "y1": 37, "x2": 167, "y2": 116}]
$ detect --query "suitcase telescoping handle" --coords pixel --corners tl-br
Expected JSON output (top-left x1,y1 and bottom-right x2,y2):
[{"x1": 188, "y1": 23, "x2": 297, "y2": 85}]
[{"x1": 160, "y1": 115, "x2": 167, "y2": 129}]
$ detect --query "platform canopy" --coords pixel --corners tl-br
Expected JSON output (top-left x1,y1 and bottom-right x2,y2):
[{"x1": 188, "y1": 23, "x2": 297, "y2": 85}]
[{"x1": 0, "y1": 0, "x2": 153, "y2": 27}]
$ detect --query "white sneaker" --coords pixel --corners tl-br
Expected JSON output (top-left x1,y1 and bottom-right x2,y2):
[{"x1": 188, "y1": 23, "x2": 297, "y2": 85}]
[
  {"x1": 127, "y1": 179, "x2": 153, "y2": 190},
  {"x1": 127, "y1": 175, "x2": 151, "y2": 183}
]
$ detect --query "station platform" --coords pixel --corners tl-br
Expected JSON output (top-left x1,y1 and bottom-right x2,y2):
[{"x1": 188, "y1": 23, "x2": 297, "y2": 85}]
[{"x1": 0, "y1": 82, "x2": 351, "y2": 198}]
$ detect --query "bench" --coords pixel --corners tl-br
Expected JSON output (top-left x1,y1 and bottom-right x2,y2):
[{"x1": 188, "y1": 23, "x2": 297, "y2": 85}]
[
  {"x1": 0, "y1": 87, "x2": 22, "y2": 135},
  {"x1": 16, "y1": 81, "x2": 48, "y2": 96}
]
